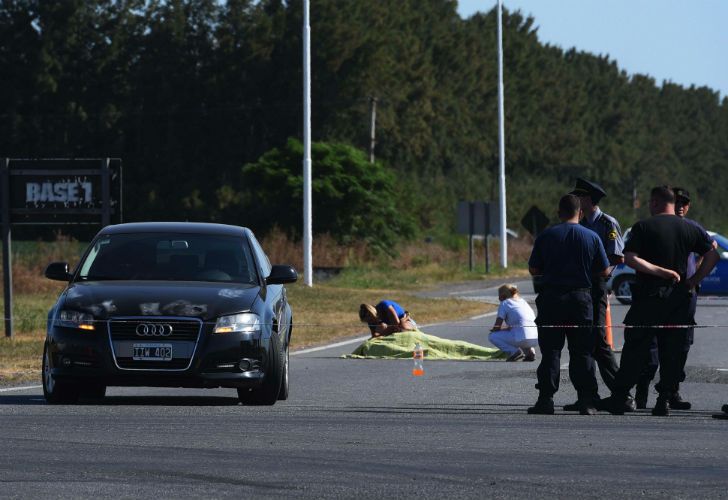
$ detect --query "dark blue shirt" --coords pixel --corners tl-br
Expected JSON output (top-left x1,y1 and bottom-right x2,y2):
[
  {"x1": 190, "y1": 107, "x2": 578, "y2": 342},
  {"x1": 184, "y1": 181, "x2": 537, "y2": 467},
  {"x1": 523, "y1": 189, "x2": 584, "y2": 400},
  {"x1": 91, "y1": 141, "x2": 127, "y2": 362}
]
[{"x1": 529, "y1": 222, "x2": 609, "y2": 289}]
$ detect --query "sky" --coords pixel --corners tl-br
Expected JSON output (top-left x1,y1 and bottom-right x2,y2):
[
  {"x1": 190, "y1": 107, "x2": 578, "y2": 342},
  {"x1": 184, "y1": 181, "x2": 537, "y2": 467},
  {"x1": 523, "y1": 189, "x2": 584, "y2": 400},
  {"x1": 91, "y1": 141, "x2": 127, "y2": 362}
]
[{"x1": 458, "y1": 0, "x2": 728, "y2": 98}]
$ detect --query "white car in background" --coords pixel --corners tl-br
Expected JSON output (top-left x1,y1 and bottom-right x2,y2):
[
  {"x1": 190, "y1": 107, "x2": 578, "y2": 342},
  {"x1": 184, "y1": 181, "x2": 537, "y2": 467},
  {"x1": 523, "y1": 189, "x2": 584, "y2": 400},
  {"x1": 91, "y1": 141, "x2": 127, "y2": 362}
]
[{"x1": 608, "y1": 231, "x2": 728, "y2": 304}]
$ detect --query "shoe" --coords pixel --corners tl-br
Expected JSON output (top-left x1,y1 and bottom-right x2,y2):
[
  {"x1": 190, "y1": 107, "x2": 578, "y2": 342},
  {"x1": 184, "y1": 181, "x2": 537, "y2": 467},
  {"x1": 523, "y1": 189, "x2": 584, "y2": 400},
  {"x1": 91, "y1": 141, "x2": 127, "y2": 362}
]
[
  {"x1": 635, "y1": 384, "x2": 649, "y2": 409},
  {"x1": 579, "y1": 401, "x2": 597, "y2": 415},
  {"x1": 527, "y1": 397, "x2": 554, "y2": 415},
  {"x1": 652, "y1": 397, "x2": 670, "y2": 416},
  {"x1": 523, "y1": 348, "x2": 536, "y2": 362},
  {"x1": 624, "y1": 396, "x2": 637, "y2": 413},
  {"x1": 722, "y1": 404, "x2": 728, "y2": 414},
  {"x1": 668, "y1": 392, "x2": 691, "y2": 410},
  {"x1": 563, "y1": 401, "x2": 580, "y2": 412},
  {"x1": 506, "y1": 350, "x2": 525, "y2": 362},
  {"x1": 600, "y1": 395, "x2": 627, "y2": 415}
]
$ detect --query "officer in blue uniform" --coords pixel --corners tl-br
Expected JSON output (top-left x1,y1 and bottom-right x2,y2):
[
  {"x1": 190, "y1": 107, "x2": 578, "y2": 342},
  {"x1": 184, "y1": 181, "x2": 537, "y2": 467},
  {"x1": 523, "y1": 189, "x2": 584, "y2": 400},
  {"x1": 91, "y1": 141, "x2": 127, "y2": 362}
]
[
  {"x1": 564, "y1": 178, "x2": 633, "y2": 411},
  {"x1": 527, "y1": 194, "x2": 610, "y2": 415}
]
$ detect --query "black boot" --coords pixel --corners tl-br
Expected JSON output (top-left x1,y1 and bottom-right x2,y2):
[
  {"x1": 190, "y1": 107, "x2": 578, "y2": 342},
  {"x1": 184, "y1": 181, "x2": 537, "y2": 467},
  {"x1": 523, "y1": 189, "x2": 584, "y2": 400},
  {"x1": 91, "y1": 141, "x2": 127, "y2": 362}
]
[
  {"x1": 635, "y1": 383, "x2": 649, "y2": 409},
  {"x1": 601, "y1": 394, "x2": 629, "y2": 415},
  {"x1": 527, "y1": 396, "x2": 555, "y2": 415},
  {"x1": 652, "y1": 396, "x2": 669, "y2": 416},
  {"x1": 723, "y1": 404, "x2": 728, "y2": 415},
  {"x1": 668, "y1": 392, "x2": 691, "y2": 410}
]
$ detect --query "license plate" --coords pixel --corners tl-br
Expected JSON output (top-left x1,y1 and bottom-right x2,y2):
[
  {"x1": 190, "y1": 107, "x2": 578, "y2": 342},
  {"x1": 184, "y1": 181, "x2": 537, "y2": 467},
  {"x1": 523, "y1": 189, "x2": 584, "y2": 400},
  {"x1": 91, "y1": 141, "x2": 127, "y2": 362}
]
[{"x1": 132, "y1": 343, "x2": 173, "y2": 361}]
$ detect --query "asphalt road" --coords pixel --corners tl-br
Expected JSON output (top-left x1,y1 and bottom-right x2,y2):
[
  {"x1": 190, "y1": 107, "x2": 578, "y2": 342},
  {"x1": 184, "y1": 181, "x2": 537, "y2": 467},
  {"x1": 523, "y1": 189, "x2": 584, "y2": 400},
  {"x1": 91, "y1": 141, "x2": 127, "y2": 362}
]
[{"x1": 2, "y1": 280, "x2": 728, "y2": 498}]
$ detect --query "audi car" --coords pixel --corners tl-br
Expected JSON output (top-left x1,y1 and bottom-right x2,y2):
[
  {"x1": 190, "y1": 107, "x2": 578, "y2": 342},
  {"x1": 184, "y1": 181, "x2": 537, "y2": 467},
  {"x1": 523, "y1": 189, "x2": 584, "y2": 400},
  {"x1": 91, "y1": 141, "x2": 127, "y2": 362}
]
[{"x1": 42, "y1": 222, "x2": 297, "y2": 405}]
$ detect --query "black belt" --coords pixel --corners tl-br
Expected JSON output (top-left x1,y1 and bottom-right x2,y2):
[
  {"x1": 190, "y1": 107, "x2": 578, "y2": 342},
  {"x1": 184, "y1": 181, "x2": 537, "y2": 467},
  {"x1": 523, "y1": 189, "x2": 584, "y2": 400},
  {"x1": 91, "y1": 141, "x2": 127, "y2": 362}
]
[{"x1": 542, "y1": 286, "x2": 590, "y2": 293}]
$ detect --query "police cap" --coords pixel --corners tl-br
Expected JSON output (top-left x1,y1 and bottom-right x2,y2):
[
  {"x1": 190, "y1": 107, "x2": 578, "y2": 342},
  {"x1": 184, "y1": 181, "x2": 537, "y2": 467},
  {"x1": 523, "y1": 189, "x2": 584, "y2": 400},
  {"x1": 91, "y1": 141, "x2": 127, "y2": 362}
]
[
  {"x1": 673, "y1": 187, "x2": 690, "y2": 203},
  {"x1": 569, "y1": 177, "x2": 606, "y2": 203}
]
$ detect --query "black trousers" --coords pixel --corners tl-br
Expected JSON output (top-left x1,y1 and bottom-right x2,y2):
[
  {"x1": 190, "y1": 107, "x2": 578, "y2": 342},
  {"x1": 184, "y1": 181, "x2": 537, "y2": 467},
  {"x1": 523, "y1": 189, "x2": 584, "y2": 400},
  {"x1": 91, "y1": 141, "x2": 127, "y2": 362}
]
[
  {"x1": 637, "y1": 291, "x2": 697, "y2": 390},
  {"x1": 614, "y1": 288, "x2": 693, "y2": 399},
  {"x1": 591, "y1": 281, "x2": 620, "y2": 393},
  {"x1": 535, "y1": 289, "x2": 598, "y2": 402}
]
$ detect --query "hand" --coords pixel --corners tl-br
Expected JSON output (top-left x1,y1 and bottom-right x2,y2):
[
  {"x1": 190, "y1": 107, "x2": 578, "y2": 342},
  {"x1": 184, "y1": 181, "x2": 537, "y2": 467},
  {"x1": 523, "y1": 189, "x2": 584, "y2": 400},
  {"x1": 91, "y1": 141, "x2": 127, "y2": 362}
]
[{"x1": 662, "y1": 268, "x2": 680, "y2": 282}]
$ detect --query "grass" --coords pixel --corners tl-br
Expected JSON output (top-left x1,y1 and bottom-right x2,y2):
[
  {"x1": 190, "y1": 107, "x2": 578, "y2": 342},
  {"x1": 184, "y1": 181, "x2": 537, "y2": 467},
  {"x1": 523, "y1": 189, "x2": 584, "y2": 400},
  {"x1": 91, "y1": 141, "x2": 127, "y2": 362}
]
[{"x1": 0, "y1": 234, "x2": 532, "y2": 386}]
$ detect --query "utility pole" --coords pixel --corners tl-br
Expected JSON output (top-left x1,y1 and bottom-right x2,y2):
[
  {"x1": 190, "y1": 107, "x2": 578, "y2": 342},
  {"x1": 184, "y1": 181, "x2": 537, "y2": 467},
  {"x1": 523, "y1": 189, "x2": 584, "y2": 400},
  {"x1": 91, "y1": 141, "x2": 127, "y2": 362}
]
[
  {"x1": 302, "y1": 0, "x2": 313, "y2": 286},
  {"x1": 497, "y1": 0, "x2": 508, "y2": 268},
  {"x1": 369, "y1": 96, "x2": 377, "y2": 164}
]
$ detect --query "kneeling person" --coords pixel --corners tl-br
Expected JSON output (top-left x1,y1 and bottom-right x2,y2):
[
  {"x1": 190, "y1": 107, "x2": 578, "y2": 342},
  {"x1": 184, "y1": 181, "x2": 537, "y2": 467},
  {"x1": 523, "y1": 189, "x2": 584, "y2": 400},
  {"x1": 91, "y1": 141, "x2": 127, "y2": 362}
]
[{"x1": 489, "y1": 284, "x2": 538, "y2": 361}]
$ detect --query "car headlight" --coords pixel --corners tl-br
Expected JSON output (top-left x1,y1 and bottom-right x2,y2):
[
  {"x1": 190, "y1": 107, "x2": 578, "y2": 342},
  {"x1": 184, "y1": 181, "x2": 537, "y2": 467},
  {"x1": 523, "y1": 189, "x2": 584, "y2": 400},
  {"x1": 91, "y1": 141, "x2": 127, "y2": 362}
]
[
  {"x1": 58, "y1": 310, "x2": 96, "y2": 331},
  {"x1": 214, "y1": 313, "x2": 260, "y2": 334}
]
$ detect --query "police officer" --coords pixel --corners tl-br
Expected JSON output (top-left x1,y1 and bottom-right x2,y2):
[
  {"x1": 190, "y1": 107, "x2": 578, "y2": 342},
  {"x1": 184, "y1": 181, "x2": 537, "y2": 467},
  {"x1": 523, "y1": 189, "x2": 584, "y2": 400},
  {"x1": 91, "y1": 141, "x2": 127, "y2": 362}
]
[
  {"x1": 634, "y1": 187, "x2": 716, "y2": 409},
  {"x1": 563, "y1": 178, "x2": 632, "y2": 411},
  {"x1": 604, "y1": 186, "x2": 718, "y2": 416},
  {"x1": 527, "y1": 194, "x2": 610, "y2": 415}
]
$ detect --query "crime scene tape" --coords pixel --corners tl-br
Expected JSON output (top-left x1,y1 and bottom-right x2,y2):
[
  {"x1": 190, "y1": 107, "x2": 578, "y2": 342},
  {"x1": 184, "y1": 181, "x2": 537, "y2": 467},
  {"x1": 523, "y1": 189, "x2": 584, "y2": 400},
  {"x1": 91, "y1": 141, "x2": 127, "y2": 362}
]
[{"x1": 2, "y1": 317, "x2": 726, "y2": 330}]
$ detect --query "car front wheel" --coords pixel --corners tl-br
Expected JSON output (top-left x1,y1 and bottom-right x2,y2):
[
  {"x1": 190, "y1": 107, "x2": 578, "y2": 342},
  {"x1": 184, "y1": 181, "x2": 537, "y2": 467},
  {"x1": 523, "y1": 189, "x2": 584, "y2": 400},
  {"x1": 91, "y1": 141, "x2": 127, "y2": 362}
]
[
  {"x1": 237, "y1": 333, "x2": 283, "y2": 406},
  {"x1": 613, "y1": 275, "x2": 635, "y2": 305},
  {"x1": 42, "y1": 342, "x2": 80, "y2": 404}
]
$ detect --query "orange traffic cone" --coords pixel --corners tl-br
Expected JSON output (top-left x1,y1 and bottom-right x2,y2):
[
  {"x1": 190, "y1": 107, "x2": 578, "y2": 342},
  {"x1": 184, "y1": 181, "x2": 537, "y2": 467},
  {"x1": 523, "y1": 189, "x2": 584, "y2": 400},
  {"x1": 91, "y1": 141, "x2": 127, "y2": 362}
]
[{"x1": 605, "y1": 298, "x2": 614, "y2": 350}]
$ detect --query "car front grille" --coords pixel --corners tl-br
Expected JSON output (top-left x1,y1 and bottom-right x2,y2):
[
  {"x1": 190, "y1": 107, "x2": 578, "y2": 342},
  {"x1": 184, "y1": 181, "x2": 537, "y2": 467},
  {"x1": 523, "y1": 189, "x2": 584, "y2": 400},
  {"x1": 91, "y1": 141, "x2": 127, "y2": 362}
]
[
  {"x1": 109, "y1": 319, "x2": 200, "y2": 341},
  {"x1": 108, "y1": 317, "x2": 203, "y2": 371}
]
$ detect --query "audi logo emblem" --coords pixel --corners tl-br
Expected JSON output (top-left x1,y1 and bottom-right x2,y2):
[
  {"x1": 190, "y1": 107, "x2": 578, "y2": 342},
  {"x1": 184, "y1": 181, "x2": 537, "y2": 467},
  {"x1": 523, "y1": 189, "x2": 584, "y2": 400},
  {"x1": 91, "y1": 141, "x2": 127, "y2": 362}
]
[{"x1": 135, "y1": 323, "x2": 174, "y2": 336}]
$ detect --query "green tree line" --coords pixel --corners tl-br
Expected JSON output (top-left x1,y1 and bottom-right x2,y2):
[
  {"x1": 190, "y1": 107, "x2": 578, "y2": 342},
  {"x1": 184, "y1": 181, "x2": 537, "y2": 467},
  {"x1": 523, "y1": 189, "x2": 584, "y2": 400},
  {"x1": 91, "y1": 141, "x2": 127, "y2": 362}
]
[{"x1": 2, "y1": 0, "x2": 727, "y2": 242}]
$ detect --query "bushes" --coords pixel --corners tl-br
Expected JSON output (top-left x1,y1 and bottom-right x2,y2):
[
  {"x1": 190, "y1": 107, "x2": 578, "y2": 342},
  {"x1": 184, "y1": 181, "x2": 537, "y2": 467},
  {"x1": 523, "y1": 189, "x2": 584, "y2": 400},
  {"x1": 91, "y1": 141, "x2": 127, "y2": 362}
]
[{"x1": 237, "y1": 138, "x2": 415, "y2": 253}]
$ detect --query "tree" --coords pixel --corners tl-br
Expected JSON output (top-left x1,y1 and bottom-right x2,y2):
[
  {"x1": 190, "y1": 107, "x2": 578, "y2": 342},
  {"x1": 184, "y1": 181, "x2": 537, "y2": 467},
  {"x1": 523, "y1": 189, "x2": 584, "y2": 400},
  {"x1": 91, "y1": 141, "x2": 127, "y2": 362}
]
[{"x1": 236, "y1": 138, "x2": 414, "y2": 253}]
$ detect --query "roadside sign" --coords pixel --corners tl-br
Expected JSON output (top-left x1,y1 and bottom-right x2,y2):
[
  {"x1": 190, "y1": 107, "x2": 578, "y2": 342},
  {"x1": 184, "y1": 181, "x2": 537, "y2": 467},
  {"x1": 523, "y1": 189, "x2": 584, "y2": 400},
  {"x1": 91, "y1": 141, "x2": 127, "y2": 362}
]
[
  {"x1": 1, "y1": 158, "x2": 122, "y2": 337},
  {"x1": 521, "y1": 205, "x2": 549, "y2": 237}
]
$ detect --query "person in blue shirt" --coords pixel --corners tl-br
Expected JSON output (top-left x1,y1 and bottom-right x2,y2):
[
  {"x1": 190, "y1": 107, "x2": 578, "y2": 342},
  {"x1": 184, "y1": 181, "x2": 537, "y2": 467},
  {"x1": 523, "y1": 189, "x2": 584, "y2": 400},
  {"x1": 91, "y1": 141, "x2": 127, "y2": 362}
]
[
  {"x1": 359, "y1": 300, "x2": 416, "y2": 337},
  {"x1": 527, "y1": 194, "x2": 610, "y2": 415}
]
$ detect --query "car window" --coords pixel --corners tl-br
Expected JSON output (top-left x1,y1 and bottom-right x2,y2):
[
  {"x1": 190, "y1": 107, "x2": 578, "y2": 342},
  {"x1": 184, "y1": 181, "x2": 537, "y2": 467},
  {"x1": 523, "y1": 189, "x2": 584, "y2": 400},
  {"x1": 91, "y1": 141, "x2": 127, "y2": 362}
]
[
  {"x1": 76, "y1": 233, "x2": 257, "y2": 283},
  {"x1": 248, "y1": 232, "x2": 271, "y2": 277}
]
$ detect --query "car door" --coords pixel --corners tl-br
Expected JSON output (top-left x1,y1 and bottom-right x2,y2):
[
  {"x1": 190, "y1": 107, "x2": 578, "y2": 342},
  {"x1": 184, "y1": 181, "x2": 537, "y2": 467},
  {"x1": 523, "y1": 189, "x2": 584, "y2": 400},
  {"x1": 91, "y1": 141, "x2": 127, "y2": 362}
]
[{"x1": 700, "y1": 236, "x2": 728, "y2": 294}]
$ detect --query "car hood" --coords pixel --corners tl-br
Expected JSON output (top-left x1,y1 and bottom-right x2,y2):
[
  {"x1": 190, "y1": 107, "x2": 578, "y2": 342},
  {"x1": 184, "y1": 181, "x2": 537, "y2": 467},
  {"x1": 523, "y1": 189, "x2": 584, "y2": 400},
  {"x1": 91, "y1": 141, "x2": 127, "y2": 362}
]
[{"x1": 61, "y1": 281, "x2": 261, "y2": 321}]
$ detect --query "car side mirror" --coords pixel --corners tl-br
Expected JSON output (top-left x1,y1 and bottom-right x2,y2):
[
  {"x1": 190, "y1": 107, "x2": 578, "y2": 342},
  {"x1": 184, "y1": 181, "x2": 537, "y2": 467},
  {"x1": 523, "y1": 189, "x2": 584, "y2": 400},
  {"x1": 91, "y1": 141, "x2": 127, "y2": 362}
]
[
  {"x1": 45, "y1": 262, "x2": 72, "y2": 281},
  {"x1": 265, "y1": 265, "x2": 298, "y2": 285}
]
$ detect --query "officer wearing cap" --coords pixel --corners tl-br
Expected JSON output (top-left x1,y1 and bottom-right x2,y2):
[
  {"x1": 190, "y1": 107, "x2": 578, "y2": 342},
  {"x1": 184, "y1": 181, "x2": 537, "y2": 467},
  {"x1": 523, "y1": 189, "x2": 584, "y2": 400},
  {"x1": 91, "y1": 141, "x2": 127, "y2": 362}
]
[
  {"x1": 564, "y1": 178, "x2": 632, "y2": 412},
  {"x1": 634, "y1": 187, "x2": 716, "y2": 409}
]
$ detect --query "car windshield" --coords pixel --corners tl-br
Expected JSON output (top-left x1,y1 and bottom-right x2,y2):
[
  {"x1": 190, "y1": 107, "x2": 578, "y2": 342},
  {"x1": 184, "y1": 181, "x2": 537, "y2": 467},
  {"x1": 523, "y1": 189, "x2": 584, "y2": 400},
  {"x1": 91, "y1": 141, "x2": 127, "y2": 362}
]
[{"x1": 76, "y1": 233, "x2": 258, "y2": 283}]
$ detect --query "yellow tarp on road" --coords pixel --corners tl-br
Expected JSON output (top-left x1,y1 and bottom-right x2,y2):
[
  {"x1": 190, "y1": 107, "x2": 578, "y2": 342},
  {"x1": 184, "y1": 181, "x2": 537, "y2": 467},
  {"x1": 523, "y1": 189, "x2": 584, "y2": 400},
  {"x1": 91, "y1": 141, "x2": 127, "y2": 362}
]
[{"x1": 344, "y1": 330, "x2": 506, "y2": 360}]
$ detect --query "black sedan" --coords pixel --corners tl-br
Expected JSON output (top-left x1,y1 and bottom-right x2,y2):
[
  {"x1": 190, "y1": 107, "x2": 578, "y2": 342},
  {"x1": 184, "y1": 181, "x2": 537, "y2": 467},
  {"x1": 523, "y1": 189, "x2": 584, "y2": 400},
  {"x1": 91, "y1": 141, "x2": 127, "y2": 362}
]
[{"x1": 42, "y1": 222, "x2": 297, "y2": 405}]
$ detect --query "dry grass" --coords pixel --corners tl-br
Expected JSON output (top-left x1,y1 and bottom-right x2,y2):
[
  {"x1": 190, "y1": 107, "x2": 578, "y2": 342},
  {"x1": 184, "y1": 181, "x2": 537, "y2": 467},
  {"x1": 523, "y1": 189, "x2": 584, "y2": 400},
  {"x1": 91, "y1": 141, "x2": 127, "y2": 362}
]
[{"x1": 286, "y1": 283, "x2": 495, "y2": 349}]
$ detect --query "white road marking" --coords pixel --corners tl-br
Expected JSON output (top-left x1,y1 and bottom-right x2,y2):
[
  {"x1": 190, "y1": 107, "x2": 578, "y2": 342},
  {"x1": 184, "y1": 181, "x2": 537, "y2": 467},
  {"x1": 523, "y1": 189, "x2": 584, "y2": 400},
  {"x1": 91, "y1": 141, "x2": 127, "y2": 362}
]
[
  {"x1": 718, "y1": 369, "x2": 728, "y2": 372},
  {"x1": 292, "y1": 336, "x2": 370, "y2": 355},
  {"x1": 0, "y1": 385, "x2": 42, "y2": 393},
  {"x1": 470, "y1": 311, "x2": 498, "y2": 320}
]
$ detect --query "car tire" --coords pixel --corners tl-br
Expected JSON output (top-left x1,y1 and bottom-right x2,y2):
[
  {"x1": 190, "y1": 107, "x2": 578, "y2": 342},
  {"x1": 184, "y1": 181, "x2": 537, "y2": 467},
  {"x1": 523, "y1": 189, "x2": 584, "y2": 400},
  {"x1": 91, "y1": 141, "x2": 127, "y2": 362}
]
[
  {"x1": 237, "y1": 332, "x2": 283, "y2": 406},
  {"x1": 42, "y1": 342, "x2": 80, "y2": 404},
  {"x1": 613, "y1": 275, "x2": 635, "y2": 305},
  {"x1": 80, "y1": 384, "x2": 107, "y2": 400},
  {"x1": 277, "y1": 342, "x2": 289, "y2": 401}
]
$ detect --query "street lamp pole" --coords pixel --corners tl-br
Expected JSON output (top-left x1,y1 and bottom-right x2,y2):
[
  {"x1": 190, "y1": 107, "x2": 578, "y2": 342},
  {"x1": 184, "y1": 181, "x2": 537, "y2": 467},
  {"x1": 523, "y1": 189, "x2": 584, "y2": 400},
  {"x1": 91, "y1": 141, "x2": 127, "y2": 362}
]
[
  {"x1": 303, "y1": 0, "x2": 313, "y2": 286},
  {"x1": 496, "y1": 0, "x2": 508, "y2": 268}
]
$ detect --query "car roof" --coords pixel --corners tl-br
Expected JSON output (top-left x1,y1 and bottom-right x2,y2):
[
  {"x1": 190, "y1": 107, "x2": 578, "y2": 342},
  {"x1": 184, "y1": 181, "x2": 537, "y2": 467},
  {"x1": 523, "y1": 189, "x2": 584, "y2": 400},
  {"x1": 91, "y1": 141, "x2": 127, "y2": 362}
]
[{"x1": 98, "y1": 222, "x2": 250, "y2": 238}]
